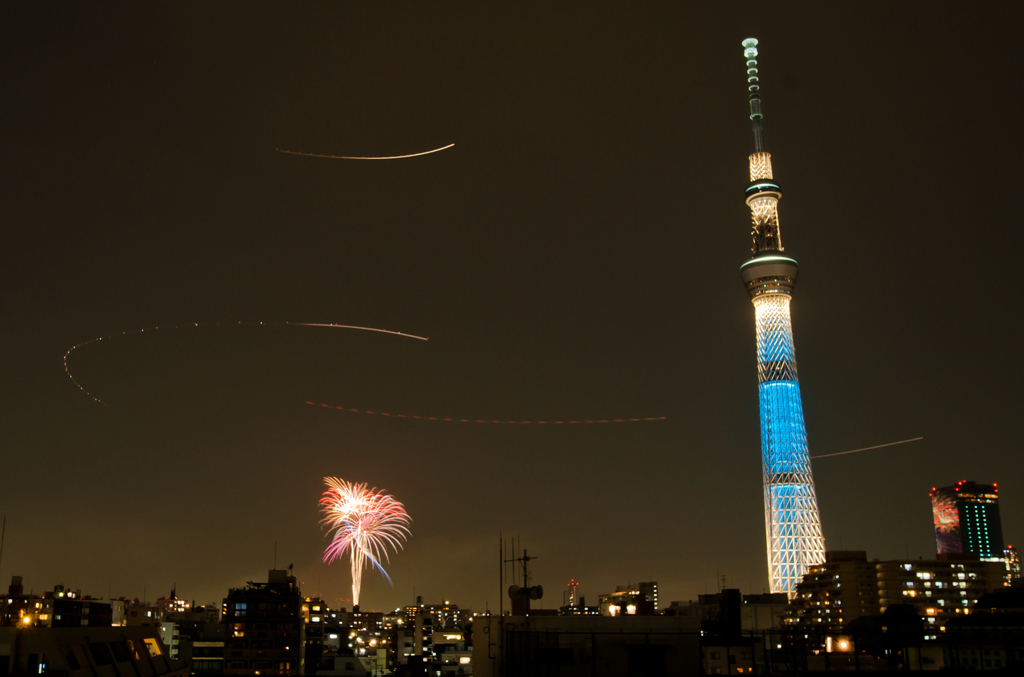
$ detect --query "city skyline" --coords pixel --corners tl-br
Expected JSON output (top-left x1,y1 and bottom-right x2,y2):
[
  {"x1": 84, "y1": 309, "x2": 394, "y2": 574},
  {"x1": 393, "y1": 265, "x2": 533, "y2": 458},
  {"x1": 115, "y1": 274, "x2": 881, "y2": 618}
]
[{"x1": 2, "y1": 3, "x2": 1022, "y2": 612}]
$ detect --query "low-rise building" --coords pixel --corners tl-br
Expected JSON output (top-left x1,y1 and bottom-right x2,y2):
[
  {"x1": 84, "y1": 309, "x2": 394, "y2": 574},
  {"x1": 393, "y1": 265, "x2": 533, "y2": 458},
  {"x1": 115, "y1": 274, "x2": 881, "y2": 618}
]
[
  {"x1": 785, "y1": 551, "x2": 1005, "y2": 640},
  {"x1": 788, "y1": 551, "x2": 882, "y2": 632},
  {"x1": 943, "y1": 587, "x2": 1024, "y2": 670},
  {"x1": 2, "y1": 578, "x2": 113, "y2": 628},
  {"x1": 597, "y1": 582, "x2": 658, "y2": 616},
  {"x1": 126, "y1": 604, "x2": 164, "y2": 627},
  {"x1": 0, "y1": 625, "x2": 189, "y2": 677},
  {"x1": 160, "y1": 621, "x2": 181, "y2": 660},
  {"x1": 473, "y1": 614, "x2": 700, "y2": 677},
  {"x1": 876, "y1": 554, "x2": 1004, "y2": 637}
]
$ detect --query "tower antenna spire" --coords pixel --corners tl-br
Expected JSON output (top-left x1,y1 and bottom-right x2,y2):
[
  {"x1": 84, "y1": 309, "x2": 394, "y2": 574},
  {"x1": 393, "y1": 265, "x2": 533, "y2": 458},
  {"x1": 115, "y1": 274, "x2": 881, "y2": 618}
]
[
  {"x1": 742, "y1": 38, "x2": 764, "y2": 152},
  {"x1": 741, "y1": 38, "x2": 782, "y2": 253}
]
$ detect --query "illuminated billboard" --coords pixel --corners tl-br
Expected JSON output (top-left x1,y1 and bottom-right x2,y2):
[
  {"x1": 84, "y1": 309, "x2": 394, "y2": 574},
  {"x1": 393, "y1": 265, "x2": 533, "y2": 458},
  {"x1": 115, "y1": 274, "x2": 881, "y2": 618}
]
[{"x1": 931, "y1": 491, "x2": 962, "y2": 554}]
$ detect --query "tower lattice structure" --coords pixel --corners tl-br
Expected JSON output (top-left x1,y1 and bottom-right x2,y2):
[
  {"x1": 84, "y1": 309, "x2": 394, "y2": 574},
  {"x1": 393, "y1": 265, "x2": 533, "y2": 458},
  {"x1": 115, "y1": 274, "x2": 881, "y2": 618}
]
[{"x1": 738, "y1": 38, "x2": 825, "y2": 596}]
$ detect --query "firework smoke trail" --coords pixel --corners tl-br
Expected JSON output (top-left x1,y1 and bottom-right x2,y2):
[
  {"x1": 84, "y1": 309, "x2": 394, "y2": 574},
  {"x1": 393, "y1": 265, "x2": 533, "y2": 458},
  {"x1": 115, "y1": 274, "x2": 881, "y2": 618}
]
[{"x1": 319, "y1": 478, "x2": 411, "y2": 606}]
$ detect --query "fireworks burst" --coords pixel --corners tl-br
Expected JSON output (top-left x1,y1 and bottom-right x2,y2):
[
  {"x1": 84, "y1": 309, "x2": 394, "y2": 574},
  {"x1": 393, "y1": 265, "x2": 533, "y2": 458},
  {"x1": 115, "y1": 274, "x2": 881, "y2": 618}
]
[{"x1": 319, "y1": 477, "x2": 411, "y2": 606}]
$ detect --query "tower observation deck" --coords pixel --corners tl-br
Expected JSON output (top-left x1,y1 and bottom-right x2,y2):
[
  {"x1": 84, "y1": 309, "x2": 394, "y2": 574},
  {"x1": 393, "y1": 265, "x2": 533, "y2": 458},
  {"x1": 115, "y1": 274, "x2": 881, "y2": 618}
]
[{"x1": 739, "y1": 38, "x2": 825, "y2": 596}]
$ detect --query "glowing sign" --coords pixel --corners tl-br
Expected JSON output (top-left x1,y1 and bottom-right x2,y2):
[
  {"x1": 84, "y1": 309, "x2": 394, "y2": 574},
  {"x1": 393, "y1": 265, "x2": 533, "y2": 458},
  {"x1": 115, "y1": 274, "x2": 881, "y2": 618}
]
[{"x1": 932, "y1": 492, "x2": 962, "y2": 554}]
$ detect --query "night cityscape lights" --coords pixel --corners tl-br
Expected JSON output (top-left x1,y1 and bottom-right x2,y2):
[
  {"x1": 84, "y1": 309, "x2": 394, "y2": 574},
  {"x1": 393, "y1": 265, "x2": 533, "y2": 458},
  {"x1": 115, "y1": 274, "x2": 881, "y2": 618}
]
[{"x1": 738, "y1": 38, "x2": 826, "y2": 596}]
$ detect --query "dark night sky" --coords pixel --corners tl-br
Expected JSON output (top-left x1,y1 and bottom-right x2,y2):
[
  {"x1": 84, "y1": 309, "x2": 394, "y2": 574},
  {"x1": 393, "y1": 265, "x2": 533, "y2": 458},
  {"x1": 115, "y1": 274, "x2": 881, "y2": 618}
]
[{"x1": 2, "y1": 3, "x2": 1023, "y2": 611}]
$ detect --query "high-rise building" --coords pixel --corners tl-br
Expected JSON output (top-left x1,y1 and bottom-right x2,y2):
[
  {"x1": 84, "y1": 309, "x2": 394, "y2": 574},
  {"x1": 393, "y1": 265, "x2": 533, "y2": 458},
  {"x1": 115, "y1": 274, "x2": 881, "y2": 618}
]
[
  {"x1": 929, "y1": 481, "x2": 1004, "y2": 562},
  {"x1": 223, "y1": 569, "x2": 304, "y2": 676},
  {"x1": 737, "y1": 38, "x2": 825, "y2": 595}
]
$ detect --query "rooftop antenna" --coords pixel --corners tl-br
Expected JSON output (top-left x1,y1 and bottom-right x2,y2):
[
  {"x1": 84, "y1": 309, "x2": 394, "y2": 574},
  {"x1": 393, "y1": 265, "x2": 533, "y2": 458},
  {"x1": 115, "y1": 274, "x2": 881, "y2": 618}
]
[
  {"x1": 504, "y1": 543, "x2": 536, "y2": 588},
  {"x1": 0, "y1": 516, "x2": 6, "y2": 580},
  {"x1": 742, "y1": 38, "x2": 764, "y2": 152},
  {"x1": 505, "y1": 544, "x2": 542, "y2": 614}
]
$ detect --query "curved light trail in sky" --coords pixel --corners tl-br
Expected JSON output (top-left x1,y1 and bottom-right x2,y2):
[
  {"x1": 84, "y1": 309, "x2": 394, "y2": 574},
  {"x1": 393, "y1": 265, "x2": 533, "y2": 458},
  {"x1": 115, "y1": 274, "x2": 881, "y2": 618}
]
[
  {"x1": 63, "y1": 320, "x2": 427, "y2": 406},
  {"x1": 276, "y1": 143, "x2": 455, "y2": 160},
  {"x1": 306, "y1": 400, "x2": 667, "y2": 424},
  {"x1": 64, "y1": 323, "x2": 665, "y2": 424},
  {"x1": 810, "y1": 436, "x2": 924, "y2": 459}
]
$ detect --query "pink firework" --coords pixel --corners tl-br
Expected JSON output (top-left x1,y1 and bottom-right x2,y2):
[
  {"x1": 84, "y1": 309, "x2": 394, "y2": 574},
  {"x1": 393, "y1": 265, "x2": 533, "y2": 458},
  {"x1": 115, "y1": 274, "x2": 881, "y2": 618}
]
[{"x1": 319, "y1": 478, "x2": 411, "y2": 606}]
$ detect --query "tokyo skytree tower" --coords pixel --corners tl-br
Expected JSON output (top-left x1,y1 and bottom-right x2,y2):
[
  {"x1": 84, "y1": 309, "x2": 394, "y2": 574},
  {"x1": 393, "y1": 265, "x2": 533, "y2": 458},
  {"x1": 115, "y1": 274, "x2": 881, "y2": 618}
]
[{"x1": 738, "y1": 38, "x2": 825, "y2": 595}]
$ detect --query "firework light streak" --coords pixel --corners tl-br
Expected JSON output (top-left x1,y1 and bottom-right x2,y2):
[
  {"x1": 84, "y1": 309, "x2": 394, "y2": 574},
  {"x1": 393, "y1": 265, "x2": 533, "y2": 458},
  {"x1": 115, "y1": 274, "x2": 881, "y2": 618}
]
[
  {"x1": 63, "y1": 321, "x2": 427, "y2": 405},
  {"x1": 306, "y1": 400, "x2": 667, "y2": 424},
  {"x1": 810, "y1": 437, "x2": 924, "y2": 459},
  {"x1": 276, "y1": 143, "x2": 454, "y2": 160},
  {"x1": 319, "y1": 478, "x2": 411, "y2": 606},
  {"x1": 64, "y1": 322, "x2": 666, "y2": 424},
  {"x1": 289, "y1": 323, "x2": 427, "y2": 340}
]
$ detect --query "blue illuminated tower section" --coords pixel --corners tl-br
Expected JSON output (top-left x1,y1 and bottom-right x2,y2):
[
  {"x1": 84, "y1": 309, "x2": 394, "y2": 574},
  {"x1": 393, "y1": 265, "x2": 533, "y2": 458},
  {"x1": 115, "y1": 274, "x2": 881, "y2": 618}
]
[{"x1": 738, "y1": 38, "x2": 825, "y2": 595}]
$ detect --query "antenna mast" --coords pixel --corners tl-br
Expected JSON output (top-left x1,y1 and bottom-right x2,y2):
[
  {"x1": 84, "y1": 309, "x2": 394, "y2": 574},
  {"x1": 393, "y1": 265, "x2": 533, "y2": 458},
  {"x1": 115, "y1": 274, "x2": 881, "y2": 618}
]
[
  {"x1": 743, "y1": 38, "x2": 764, "y2": 152},
  {"x1": 741, "y1": 38, "x2": 784, "y2": 253}
]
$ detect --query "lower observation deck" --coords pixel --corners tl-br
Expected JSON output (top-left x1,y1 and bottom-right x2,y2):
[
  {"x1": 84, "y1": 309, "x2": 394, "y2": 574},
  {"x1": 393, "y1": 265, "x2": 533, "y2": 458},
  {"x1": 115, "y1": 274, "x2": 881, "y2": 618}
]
[{"x1": 741, "y1": 252, "x2": 798, "y2": 299}]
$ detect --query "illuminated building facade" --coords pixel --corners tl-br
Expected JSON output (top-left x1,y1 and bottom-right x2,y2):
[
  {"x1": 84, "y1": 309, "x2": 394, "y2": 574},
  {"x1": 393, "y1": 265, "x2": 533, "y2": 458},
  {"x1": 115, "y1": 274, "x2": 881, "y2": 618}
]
[
  {"x1": 156, "y1": 589, "x2": 190, "y2": 615},
  {"x1": 299, "y1": 596, "x2": 327, "y2": 676},
  {"x1": 929, "y1": 481, "x2": 1004, "y2": 562},
  {"x1": 598, "y1": 582, "x2": 658, "y2": 616},
  {"x1": 788, "y1": 552, "x2": 882, "y2": 633},
  {"x1": 787, "y1": 551, "x2": 1005, "y2": 640},
  {"x1": 738, "y1": 38, "x2": 825, "y2": 595},
  {"x1": 1005, "y1": 545, "x2": 1021, "y2": 583},
  {"x1": 875, "y1": 555, "x2": 1004, "y2": 638},
  {"x1": 222, "y1": 569, "x2": 304, "y2": 677},
  {"x1": 0, "y1": 579, "x2": 112, "y2": 628}
]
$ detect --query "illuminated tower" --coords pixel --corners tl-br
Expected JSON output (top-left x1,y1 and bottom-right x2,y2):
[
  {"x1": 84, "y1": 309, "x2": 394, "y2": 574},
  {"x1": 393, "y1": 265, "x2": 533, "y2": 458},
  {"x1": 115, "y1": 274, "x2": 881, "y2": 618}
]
[{"x1": 738, "y1": 38, "x2": 825, "y2": 595}]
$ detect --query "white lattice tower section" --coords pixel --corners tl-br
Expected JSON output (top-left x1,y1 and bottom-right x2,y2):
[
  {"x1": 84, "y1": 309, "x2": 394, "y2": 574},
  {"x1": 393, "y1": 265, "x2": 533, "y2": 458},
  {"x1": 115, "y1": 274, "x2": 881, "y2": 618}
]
[
  {"x1": 752, "y1": 295, "x2": 825, "y2": 595},
  {"x1": 749, "y1": 152, "x2": 773, "y2": 181},
  {"x1": 748, "y1": 195, "x2": 783, "y2": 252}
]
